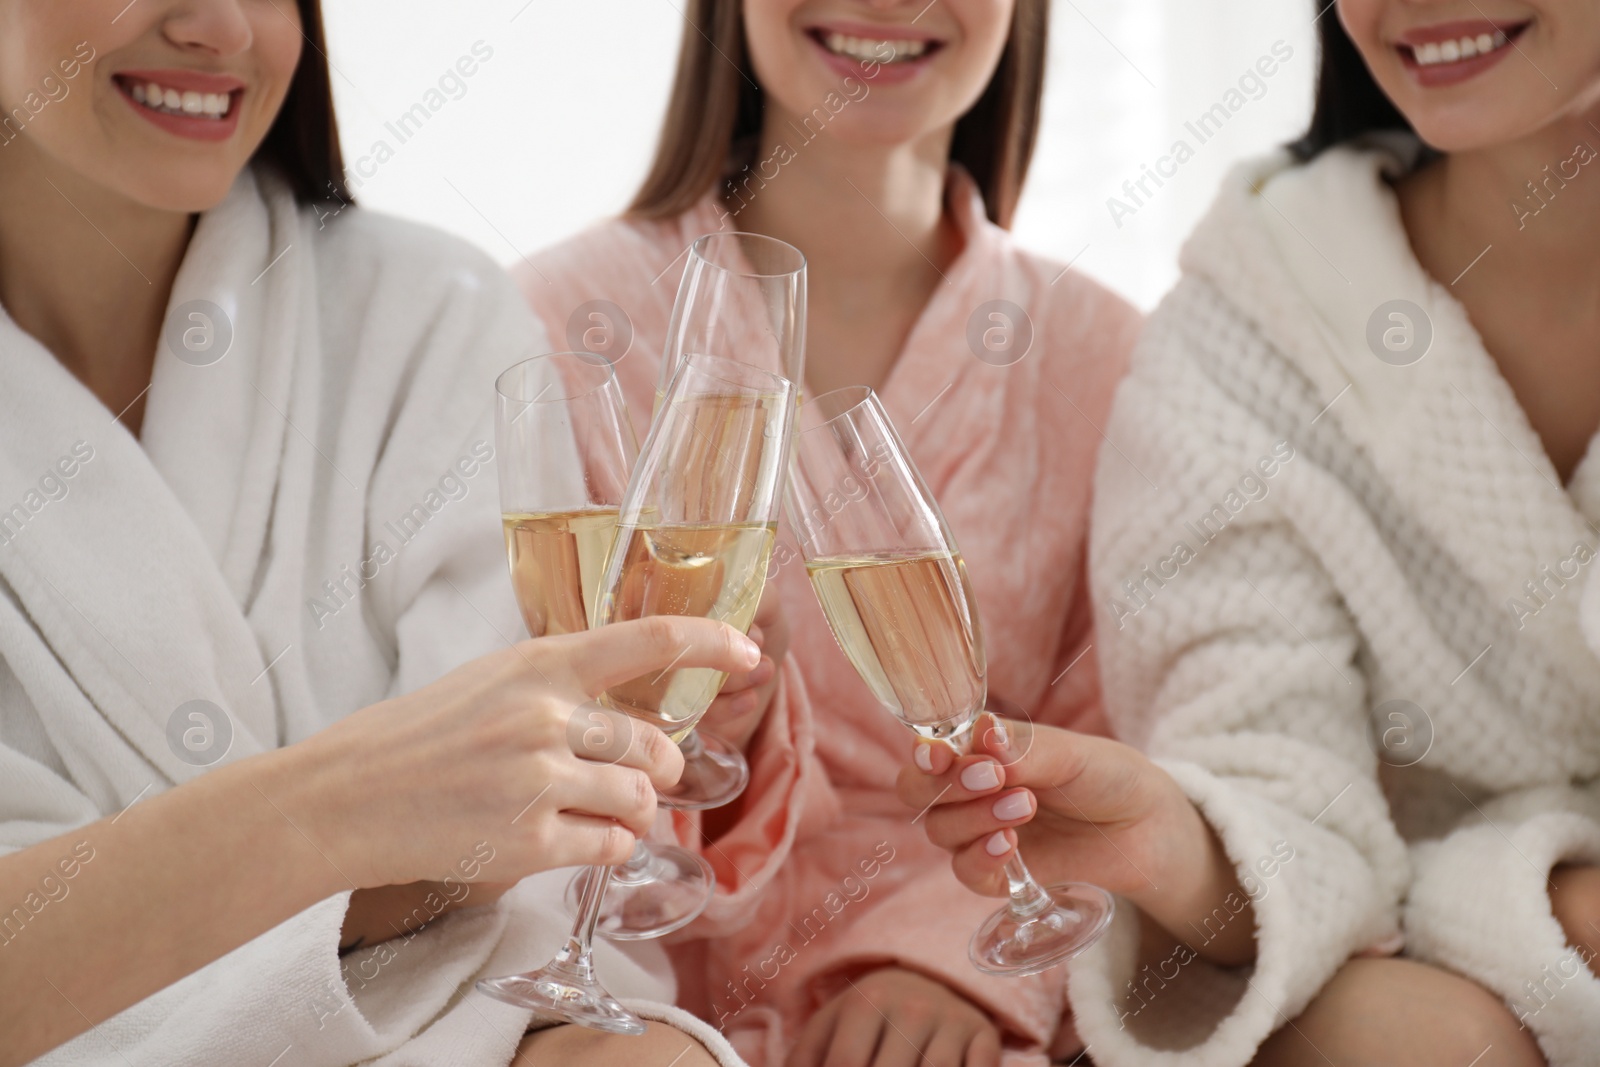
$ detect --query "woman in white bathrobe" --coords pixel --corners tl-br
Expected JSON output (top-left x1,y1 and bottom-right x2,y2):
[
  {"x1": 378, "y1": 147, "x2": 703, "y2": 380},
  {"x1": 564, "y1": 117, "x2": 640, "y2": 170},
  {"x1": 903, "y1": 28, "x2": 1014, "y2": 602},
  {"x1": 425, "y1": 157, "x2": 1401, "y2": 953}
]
[
  {"x1": 0, "y1": 3, "x2": 760, "y2": 1065},
  {"x1": 901, "y1": 2, "x2": 1600, "y2": 1066}
]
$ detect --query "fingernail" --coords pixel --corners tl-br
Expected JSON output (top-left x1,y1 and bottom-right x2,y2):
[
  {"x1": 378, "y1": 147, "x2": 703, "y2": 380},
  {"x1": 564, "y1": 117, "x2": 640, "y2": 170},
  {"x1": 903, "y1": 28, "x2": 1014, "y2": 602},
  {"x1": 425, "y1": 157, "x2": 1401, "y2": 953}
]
[
  {"x1": 992, "y1": 791, "x2": 1031, "y2": 821},
  {"x1": 960, "y1": 761, "x2": 1001, "y2": 792},
  {"x1": 914, "y1": 743, "x2": 934, "y2": 773},
  {"x1": 984, "y1": 831, "x2": 1012, "y2": 857},
  {"x1": 990, "y1": 719, "x2": 1009, "y2": 753},
  {"x1": 738, "y1": 636, "x2": 760, "y2": 664}
]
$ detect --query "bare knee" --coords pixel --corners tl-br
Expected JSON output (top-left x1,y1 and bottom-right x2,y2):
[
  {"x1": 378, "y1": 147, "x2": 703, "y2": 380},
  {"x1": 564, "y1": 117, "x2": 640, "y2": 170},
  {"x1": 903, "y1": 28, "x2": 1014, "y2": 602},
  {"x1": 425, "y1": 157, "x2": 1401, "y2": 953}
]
[
  {"x1": 1253, "y1": 958, "x2": 1545, "y2": 1067},
  {"x1": 514, "y1": 1020, "x2": 718, "y2": 1066}
]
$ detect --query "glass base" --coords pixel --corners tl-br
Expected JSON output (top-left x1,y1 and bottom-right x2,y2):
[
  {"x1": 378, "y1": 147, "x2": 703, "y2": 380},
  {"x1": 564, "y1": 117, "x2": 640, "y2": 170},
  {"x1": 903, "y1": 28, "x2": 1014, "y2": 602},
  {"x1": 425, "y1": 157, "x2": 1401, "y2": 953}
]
[
  {"x1": 658, "y1": 730, "x2": 750, "y2": 811},
  {"x1": 969, "y1": 883, "x2": 1116, "y2": 977},
  {"x1": 476, "y1": 951, "x2": 647, "y2": 1035},
  {"x1": 568, "y1": 845, "x2": 714, "y2": 941}
]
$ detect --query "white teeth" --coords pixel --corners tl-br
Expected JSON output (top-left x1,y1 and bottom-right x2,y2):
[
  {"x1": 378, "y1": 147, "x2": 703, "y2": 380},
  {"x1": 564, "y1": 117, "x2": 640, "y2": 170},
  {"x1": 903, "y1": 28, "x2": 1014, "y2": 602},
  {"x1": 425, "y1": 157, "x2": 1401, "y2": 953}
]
[
  {"x1": 1412, "y1": 29, "x2": 1512, "y2": 66},
  {"x1": 124, "y1": 78, "x2": 232, "y2": 119},
  {"x1": 821, "y1": 31, "x2": 930, "y2": 63}
]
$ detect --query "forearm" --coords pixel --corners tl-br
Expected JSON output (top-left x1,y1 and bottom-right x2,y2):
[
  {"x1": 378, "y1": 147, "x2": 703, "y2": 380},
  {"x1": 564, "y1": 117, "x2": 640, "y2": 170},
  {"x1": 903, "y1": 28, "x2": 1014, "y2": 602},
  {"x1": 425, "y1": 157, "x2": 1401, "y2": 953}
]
[{"x1": 0, "y1": 747, "x2": 344, "y2": 1066}]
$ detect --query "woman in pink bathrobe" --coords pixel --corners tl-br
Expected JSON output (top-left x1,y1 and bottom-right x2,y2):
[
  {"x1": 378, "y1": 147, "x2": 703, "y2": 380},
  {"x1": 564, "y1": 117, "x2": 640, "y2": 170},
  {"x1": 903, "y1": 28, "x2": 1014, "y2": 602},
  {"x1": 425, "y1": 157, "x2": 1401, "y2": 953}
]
[{"x1": 519, "y1": 2, "x2": 1140, "y2": 1064}]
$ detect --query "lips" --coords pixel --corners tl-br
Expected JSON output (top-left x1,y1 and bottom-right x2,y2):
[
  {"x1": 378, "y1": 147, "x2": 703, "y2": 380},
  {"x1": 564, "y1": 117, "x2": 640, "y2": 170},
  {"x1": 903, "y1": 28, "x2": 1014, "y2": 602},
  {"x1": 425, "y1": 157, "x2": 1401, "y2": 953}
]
[
  {"x1": 112, "y1": 68, "x2": 245, "y2": 142},
  {"x1": 802, "y1": 21, "x2": 946, "y2": 85},
  {"x1": 1395, "y1": 19, "x2": 1530, "y2": 88}
]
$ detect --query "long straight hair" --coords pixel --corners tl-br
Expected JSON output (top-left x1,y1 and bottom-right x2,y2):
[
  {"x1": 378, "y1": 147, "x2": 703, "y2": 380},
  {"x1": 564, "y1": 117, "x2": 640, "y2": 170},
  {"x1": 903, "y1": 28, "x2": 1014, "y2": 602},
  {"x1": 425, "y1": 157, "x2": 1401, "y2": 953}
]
[
  {"x1": 256, "y1": 0, "x2": 351, "y2": 203},
  {"x1": 1290, "y1": 7, "x2": 1415, "y2": 160},
  {"x1": 628, "y1": 0, "x2": 1050, "y2": 230}
]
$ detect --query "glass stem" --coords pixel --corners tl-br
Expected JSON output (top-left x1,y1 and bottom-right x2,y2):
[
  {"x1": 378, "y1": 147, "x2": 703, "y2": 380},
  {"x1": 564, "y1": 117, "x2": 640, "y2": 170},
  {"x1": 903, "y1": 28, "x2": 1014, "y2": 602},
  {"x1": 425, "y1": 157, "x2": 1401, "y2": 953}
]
[
  {"x1": 949, "y1": 724, "x2": 1055, "y2": 921},
  {"x1": 548, "y1": 864, "x2": 613, "y2": 978},
  {"x1": 610, "y1": 841, "x2": 657, "y2": 887},
  {"x1": 679, "y1": 729, "x2": 707, "y2": 760}
]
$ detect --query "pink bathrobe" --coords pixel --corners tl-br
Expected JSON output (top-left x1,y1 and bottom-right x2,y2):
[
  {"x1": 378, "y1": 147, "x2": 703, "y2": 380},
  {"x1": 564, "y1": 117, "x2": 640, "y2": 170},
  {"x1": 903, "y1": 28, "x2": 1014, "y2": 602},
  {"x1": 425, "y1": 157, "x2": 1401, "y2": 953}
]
[{"x1": 518, "y1": 168, "x2": 1140, "y2": 1065}]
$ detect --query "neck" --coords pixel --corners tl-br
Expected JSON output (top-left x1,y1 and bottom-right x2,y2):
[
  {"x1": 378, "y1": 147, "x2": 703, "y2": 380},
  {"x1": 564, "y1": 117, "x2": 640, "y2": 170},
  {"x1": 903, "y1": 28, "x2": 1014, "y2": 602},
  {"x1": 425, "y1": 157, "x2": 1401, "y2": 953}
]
[
  {"x1": 728, "y1": 105, "x2": 956, "y2": 284},
  {"x1": 1404, "y1": 106, "x2": 1600, "y2": 291},
  {"x1": 0, "y1": 137, "x2": 193, "y2": 429}
]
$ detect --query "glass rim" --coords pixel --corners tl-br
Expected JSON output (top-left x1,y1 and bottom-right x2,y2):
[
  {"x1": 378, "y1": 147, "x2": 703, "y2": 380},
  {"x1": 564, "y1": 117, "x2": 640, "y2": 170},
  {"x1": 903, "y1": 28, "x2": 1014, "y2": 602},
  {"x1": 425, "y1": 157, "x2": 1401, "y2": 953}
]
[
  {"x1": 798, "y1": 385, "x2": 878, "y2": 433},
  {"x1": 673, "y1": 351, "x2": 795, "y2": 399},
  {"x1": 687, "y1": 231, "x2": 806, "y2": 281},
  {"x1": 495, "y1": 351, "x2": 617, "y2": 405}
]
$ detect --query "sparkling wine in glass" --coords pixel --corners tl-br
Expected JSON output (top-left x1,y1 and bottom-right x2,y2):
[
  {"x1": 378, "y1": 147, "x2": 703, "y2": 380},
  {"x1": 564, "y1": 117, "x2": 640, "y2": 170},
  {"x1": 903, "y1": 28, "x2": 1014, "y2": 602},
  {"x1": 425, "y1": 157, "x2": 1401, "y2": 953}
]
[
  {"x1": 595, "y1": 351, "x2": 792, "y2": 757},
  {"x1": 476, "y1": 353, "x2": 713, "y2": 1032},
  {"x1": 648, "y1": 232, "x2": 806, "y2": 808},
  {"x1": 788, "y1": 386, "x2": 1116, "y2": 976}
]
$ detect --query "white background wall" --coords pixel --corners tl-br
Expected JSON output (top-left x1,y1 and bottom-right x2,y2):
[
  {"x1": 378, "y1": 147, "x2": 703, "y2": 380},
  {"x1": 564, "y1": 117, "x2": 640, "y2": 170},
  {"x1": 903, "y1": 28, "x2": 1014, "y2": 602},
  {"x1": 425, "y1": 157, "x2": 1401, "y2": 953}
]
[{"x1": 323, "y1": 0, "x2": 1322, "y2": 310}]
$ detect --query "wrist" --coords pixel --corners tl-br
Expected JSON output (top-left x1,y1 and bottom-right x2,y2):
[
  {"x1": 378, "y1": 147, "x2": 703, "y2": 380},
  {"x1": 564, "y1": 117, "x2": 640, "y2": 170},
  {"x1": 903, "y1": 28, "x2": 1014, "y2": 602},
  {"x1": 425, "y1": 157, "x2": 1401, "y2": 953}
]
[
  {"x1": 242, "y1": 739, "x2": 366, "y2": 897},
  {"x1": 1128, "y1": 795, "x2": 1255, "y2": 966}
]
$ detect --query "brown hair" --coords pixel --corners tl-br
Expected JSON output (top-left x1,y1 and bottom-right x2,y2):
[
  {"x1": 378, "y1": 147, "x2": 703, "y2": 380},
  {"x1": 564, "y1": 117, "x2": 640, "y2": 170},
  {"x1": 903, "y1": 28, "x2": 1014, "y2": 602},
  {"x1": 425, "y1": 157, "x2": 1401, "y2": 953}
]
[
  {"x1": 628, "y1": 0, "x2": 1049, "y2": 230},
  {"x1": 256, "y1": 0, "x2": 351, "y2": 204}
]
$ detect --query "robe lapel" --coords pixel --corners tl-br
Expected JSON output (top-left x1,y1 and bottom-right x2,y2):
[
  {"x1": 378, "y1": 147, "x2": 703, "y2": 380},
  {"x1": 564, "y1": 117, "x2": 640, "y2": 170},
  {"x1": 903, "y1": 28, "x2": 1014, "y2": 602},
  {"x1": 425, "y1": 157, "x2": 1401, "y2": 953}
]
[
  {"x1": 0, "y1": 183, "x2": 292, "y2": 787},
  {"x1": 1248, "y1": 145, "x2": 1598, "y2": 634}
]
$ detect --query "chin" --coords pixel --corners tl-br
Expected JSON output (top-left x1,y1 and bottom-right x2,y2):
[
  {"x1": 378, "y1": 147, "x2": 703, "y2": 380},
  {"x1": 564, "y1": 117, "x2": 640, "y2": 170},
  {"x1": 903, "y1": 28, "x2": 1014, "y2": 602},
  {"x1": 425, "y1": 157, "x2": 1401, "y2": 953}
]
[
  {"x1": 1407, "y1": 106, "x2": 1565, "y2": 154},
  {"x1": 115, "y1": 163, "x2": 247, "y2": 214},
  {"x1": 816, "y1": 110, "x2": 941, "y2": 149}
]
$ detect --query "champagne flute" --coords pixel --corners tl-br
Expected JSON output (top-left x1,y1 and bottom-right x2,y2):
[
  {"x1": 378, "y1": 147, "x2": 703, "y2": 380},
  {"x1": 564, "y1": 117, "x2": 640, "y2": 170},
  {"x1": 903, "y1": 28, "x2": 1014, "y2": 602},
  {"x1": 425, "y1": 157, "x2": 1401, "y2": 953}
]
[
  {"x1": 650, "y1": 232, "x2": 806, "y2": 809},
  {"x1": 787, "y1": 387, "x2": 1116, "y2": 976},
  {"x1": 476, "y1": 353, "x2": 711, "y2": 1032},
  {"x1": 596, "y1": 352, "x2": 793, "y2": 739}
]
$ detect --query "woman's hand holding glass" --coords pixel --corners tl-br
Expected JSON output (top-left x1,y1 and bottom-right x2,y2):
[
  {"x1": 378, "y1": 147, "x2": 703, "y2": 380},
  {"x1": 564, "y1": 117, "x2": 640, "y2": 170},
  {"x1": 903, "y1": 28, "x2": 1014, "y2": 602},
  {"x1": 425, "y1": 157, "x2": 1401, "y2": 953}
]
[
  {"x1": 897, "y1": 714, "x2": 1258, "y2": 968},
  {"x1": 287, "y1": 618, "x2": 759, "y2": 891}
]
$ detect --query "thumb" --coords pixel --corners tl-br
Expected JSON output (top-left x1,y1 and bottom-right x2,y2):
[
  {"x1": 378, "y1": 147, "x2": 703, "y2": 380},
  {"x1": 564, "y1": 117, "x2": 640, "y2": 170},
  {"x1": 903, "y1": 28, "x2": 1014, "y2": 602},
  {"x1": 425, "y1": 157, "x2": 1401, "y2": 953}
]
[
  {"x1": 978, "y1": 713, "x2": 1158, "y2": 825},
  {"x1": 539, "y1": 616, "x2": 762, "y2": 696}
]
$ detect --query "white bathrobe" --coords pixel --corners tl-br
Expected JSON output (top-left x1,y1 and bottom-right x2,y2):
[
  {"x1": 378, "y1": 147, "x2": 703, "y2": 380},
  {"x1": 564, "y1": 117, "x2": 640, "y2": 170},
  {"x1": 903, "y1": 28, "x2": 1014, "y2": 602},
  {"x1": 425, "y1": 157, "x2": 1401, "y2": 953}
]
[
  {"x1": 0, "y1": 166, "x2": 743, "y2": 1067},
  {"x1": 1078, "y1": 137, "x2": 1600, "y2": 1066}
]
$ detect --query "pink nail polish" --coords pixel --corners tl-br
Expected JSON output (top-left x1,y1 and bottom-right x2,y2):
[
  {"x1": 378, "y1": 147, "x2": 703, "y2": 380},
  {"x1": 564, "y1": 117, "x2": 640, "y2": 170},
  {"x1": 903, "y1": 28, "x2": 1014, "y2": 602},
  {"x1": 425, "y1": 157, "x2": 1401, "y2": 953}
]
[
  {"x1": 992, "y1": 791, "x2": 1031, "y2": 821},
  {"x1": 984, "y1": 831, "x2": 1012, "y2": 857},
  {"x1": 960, "y1": 761, "x2": 1001, "y2": 792},
  {"x1": 914, "y1": 744, "x2": 934, "y2": 773}
]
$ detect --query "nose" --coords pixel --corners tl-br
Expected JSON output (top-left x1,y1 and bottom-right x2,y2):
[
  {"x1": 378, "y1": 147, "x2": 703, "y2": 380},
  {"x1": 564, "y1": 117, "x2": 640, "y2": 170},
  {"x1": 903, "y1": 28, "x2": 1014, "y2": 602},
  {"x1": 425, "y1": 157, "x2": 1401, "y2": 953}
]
[{"x1": 161, "y1": 0, "x2": 256, "y2": 57}]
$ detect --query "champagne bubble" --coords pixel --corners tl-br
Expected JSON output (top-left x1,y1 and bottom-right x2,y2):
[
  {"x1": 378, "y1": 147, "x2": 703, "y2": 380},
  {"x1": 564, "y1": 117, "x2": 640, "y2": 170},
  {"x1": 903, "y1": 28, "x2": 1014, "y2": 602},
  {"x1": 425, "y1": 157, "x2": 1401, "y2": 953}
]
[
  {"x1": 1365, "y1": 299, "x2": 1431, "y2": 367},
  {"x1": 165, "y1": 699, "x2": 234, "y2": 766},
  {"x1": 164, "y1": 299, "x2": 234, "y2": 367},
  {"x1": 966, "y1": 300, "x2": 1033, "y2": 367},
  {"x1": 566, "y1": 300, "x2": 634, "y2": 365}
]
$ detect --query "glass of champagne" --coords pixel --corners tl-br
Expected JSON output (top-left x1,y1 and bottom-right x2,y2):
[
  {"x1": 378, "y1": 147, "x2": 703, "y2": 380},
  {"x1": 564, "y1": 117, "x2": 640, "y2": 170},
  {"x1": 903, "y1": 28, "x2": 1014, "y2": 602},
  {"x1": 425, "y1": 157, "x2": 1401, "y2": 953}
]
[
  {"x1": 787, "y1": 387, "x2": 1116, "y2": 976},
  {"x1": 597, "y1": 351, "x2": 792, "y2": 739},
  {"x1": 650, "y1": 232, "x2": 806, "y2": 809},
  {"x1": 476, "y1": 353, "x2": 711, "y2": 1032}
]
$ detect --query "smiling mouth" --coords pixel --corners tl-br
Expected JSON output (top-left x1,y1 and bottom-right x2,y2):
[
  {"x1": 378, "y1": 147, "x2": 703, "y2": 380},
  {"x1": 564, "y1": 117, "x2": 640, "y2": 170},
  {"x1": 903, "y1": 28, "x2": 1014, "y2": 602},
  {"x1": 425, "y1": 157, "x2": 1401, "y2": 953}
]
[
  {"x1": 114, "y1": 74, "x2": 238, "y2": 120},
  {"x1": 808, "y1": 28, "x2": 943, "y2": 64},
  {"x1": 1398, "y1": 21, "x2": 1528, "y2": 68}
]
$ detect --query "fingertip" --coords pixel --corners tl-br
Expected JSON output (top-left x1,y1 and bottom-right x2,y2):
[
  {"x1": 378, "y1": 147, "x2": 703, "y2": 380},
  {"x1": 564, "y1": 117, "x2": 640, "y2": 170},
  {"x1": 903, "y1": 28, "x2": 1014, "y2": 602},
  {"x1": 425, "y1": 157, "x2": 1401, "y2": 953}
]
[
  {"x1": 735, "y1": 630, "x2": 761, "y2": 668},
  {"x1": 983, "y1": 829, "x2": 1014, "y2": 858},
  {"x1": 981, "y1": 713, "x2": 1012, "y2": 760},
  {"x1": 913, "y1": 741, "x2": 934, "y2": 773}
]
